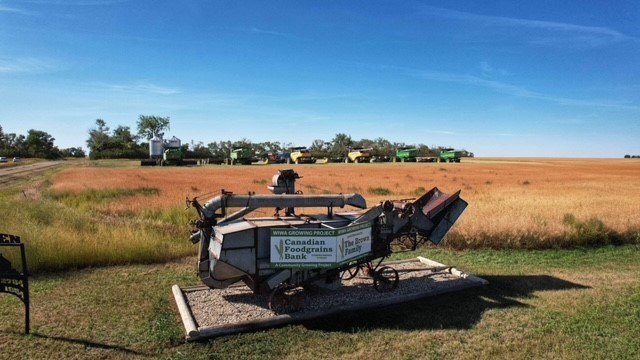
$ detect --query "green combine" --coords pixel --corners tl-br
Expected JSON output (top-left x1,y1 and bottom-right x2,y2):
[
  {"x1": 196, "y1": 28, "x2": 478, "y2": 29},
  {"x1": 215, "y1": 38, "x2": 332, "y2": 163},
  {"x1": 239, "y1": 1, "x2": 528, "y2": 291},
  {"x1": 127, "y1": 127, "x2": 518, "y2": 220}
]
[
  {"x1": 438, "y1": 148, "x2": 463, "y2": 163},
  {"x1": 230, "y1": 148, "x2": 254, "y2": 165},
  {"x1": 395, "y1": 147, "x2": 418, "y2": 162}
]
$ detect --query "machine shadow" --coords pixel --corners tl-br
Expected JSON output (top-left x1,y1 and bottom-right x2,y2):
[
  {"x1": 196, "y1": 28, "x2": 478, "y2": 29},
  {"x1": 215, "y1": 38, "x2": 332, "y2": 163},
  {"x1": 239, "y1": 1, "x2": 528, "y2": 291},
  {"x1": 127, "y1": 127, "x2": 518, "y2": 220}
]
[
  {"x1": 29, "y1": 333, "x2": 150, "y2": 357},
  {"x1": 302, "y1": 274, "x2": 590, "y2": 333}
]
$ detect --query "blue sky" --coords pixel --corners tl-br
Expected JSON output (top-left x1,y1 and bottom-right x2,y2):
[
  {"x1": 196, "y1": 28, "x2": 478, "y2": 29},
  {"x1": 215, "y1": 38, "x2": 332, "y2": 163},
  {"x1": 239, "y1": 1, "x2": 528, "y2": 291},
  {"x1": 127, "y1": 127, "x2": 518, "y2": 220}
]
[{"x1": 1, "y1": 0, "x2": 638, "y2": 157}]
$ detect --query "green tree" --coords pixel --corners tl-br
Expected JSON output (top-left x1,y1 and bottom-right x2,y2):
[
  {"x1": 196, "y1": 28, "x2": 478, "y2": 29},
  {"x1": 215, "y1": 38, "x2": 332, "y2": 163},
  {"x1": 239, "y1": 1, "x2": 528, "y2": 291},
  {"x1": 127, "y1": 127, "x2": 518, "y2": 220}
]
[
  {"x1": 373, "y1": 137, "x2": 394, "y2": 157},
  {"x1": 0, "y1": 125, "x2": 5, "y2": 150},
  {"x1": 5, "y1": 133, "x2": 26, "y2": 156},
  {"x1": 330, "y1": 133, "x2": 352, "y2": 157},
  {"x1": 111, "y1": 125, "x2": 138, "y2": 149},
  {"x1": 310, "y1": 139, "x2": 331, "y2": 157},
  {"x1": 25, "y1": 129, "x2": 60, "y2": 159},
  {"x1": 86, "y1": 119, "x2": 111, "y2": 157},
  {"x1": 60, "y1": 147, "x2": 86, "y2": 158},
  {"x1": 137, "y1": 115, "x2": 170, "y2": 140}
]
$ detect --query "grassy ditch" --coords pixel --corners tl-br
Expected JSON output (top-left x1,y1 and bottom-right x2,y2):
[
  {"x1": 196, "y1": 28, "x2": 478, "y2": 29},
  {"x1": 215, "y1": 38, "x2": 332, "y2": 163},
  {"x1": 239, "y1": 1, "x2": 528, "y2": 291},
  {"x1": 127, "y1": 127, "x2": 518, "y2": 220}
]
[{"x1": 0, "y1": 181, "x2": 193, "y2": 273}]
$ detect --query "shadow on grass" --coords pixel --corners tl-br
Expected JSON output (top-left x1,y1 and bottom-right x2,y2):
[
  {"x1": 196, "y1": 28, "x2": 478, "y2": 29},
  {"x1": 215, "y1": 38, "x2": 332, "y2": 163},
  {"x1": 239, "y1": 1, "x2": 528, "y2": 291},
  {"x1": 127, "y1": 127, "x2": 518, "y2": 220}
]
[
  {"x1": 303, "y1": 275, "x2": 589, "y2": 333},
  {"x1": 30, "y1": 333, "x2": 151, "y2": 357}
]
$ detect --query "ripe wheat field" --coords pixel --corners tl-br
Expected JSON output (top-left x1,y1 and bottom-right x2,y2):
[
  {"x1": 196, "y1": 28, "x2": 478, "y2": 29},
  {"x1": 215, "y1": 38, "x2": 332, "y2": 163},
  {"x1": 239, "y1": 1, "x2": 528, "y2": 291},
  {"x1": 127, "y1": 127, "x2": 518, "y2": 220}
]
[{"x1": 50, "y1": 158, "x2": 640, "y2": 250}]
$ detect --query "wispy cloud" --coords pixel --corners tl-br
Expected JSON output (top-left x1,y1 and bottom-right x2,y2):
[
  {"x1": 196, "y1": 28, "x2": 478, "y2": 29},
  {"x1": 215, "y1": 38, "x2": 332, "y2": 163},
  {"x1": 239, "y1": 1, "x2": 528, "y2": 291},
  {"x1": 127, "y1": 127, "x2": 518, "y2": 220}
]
[
  {"x1": 0, "y1": 3, "x2": 33, "y2": 15},
  {"x1": 426, "y1": 130, "x2": 456, "y2": 135},
  {"x1": 0, "y1": 4, "x2": 19, "y2": 12},
  {"x1": 480, "y1": 61, "x2": 510, "y2": 78},
  {"x1": 101, "y1": 82, "x2": 181, "y2": 95},
  {"x1": 235, "y1": 27, "x2": 301, "y2": 40},
  {"x1": 19, "y1": 0, "x2": 129, "y2": 5},
  {"x1": 415, "y1": 71, "x2": 534, "y2": 97},
  {"x1": 413, "y1": 70, "x2": 638, "y2": 111},
  {"x1": 251, "y1": 27, "x2": 288, "y2": 37},
  {"x1": 418, "y1": 5, "x2": 634, "y2": 48},
  {"x1": 0, "y1": 57, "x2": 62, "y2": 73}
]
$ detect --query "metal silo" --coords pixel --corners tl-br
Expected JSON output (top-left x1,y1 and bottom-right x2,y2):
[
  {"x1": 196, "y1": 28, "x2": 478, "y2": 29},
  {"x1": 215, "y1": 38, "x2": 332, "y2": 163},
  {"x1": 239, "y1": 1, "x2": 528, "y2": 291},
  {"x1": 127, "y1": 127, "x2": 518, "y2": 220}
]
[{"x1": 149, "y1": 137, "x2": 164, "y2": 159}]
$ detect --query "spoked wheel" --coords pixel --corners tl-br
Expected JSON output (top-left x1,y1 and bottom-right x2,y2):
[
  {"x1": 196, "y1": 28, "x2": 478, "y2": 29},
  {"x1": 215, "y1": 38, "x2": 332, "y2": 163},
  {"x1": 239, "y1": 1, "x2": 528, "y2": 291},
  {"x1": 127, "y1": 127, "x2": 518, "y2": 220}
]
[
  {"x1": 268, "y1": 284, "x2": 304, "y2": 314},
  {"x1": 340, "y1": 264, "x2": 360, "y2": 280},
  {"x1": 372, "y1": 266, "x2": 399, "y2": 293}
]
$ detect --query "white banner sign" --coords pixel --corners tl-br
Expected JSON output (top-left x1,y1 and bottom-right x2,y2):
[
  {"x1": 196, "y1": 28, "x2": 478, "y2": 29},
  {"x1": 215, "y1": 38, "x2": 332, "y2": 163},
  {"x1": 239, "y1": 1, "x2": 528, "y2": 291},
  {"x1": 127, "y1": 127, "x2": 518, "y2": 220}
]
[{"x1": 270, "y1": 222, "x2": 372, "y2": 268}]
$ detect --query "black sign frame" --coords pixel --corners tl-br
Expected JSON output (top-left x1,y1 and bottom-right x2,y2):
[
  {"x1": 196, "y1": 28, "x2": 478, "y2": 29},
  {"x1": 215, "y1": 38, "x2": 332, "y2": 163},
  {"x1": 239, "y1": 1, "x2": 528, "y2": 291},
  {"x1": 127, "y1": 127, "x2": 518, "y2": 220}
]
[{"x1": 0, "y1": 233, "x2": 30, "y2": 334}]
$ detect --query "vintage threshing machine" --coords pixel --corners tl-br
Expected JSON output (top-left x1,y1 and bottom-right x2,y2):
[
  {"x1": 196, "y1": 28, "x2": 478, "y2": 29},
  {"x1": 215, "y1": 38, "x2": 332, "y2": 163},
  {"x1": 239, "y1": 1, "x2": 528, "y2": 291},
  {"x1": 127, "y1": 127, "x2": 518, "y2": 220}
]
[{"x1": 187, "y1": 170, "x2": 467, "y2": 311}]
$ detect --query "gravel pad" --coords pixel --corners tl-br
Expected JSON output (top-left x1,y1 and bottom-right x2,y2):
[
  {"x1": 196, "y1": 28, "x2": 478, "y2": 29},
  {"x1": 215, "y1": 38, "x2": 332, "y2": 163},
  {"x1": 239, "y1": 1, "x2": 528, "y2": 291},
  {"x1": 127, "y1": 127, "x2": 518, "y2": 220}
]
[{"x1": 174, "y1": 258, "x2": 487, "y2": 340}]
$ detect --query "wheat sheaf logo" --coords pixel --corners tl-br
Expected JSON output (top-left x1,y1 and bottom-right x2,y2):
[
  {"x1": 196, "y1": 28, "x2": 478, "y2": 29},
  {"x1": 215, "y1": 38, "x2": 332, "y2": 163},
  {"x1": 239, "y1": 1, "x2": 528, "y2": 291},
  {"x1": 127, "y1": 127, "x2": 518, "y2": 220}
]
[
  {"x1": 339, "y1": 239, "x2": 345, "y2": 258},
  {"x1": 275, "y1": 239, "x2": 285, "y2": 259}
]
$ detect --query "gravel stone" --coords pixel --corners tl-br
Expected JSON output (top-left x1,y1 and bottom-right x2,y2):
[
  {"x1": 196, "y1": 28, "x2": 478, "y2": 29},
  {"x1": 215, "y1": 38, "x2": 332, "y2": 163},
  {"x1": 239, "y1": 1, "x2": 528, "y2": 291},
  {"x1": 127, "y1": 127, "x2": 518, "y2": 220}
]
[{"x1": 184, "y1": 259, "x2": 478, "y2": 329}]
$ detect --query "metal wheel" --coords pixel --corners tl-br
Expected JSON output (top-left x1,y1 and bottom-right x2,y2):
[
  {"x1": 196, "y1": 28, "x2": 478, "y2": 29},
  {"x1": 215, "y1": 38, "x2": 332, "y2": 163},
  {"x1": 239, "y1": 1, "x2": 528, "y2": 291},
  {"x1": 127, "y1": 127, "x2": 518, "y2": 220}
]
[
  {"x1": 373, "y1": 266, "x2": 399, "y2": 293},
  {"x1": 340, "y1": 264, "x2": 360, "y2": 280},
  {"x1": 268, "y1": 284, "x2": 303, "y2": 314}
]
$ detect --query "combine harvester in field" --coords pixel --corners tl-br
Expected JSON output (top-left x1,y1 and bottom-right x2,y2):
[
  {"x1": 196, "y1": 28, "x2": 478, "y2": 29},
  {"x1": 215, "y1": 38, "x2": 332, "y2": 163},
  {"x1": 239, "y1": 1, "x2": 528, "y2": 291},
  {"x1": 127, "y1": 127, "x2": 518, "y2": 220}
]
[
  {"x1": 345, "y1": 147, "x2": 373, "y2": 163},
  {"x1": 394, "y1": 147, "x2": 436, "y2": 163},
  {"x1": 185, "y1": 169, "x2": 468, "y2": 312},
  {"x1": 438, "y1": 148, "x2": 464, "y2": 163}
]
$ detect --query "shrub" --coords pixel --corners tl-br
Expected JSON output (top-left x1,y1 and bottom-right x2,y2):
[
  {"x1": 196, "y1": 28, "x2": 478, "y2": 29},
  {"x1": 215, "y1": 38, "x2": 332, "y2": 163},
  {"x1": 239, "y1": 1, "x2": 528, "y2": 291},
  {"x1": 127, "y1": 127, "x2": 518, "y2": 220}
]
[
  {"x1": 367, "y1": 187, "x2": 392, "y2": 196},
  {"x1": 563, "y1": 213, "x2": 615, "y2": 246}
]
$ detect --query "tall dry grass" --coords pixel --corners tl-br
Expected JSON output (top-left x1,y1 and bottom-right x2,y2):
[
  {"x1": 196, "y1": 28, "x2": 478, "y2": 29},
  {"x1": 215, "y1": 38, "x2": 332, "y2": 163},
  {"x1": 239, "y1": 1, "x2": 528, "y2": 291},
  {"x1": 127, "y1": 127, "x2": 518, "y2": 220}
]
[
  {"x1": 49, "y1": 158, "x2": 640, "y2": 249},
  {"x1": 4, "y1": 158, "x2": 638, "y2": 273}
]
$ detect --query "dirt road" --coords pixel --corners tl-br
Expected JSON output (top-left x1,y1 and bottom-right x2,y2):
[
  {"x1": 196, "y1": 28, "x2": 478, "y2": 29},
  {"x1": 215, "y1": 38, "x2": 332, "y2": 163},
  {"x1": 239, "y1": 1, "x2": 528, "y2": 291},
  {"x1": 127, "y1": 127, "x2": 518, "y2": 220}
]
[{"x1": 0, "y1": 161, "x2": 63, "y2": 186}]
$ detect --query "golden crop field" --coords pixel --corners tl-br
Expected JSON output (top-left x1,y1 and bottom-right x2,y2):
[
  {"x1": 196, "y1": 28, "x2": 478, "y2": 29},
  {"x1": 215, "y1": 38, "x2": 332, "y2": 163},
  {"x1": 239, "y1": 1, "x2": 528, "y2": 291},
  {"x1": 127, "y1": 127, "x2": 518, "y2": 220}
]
[{"x1": 49, "y1": 158, "x2": 640, "y2": 249}]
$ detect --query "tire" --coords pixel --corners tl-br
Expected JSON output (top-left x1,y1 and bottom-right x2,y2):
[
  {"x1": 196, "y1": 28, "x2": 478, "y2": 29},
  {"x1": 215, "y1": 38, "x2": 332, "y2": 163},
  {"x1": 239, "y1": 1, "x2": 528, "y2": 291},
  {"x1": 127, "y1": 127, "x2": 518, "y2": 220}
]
[
  {"x1": 340, "y1": 265, "x2": 360, "y2": 280},
  {"x1": 268, "y1": 285, "x2": 303, "y2": 314},
  {"x1": 373, "y1": 266, "x2": 399, "y2": 293}
]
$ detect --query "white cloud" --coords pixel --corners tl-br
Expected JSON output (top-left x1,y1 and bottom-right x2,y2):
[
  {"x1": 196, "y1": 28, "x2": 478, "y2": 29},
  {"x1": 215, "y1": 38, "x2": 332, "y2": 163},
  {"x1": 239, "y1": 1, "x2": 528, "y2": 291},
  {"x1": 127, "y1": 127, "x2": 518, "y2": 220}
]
[
  {"x1": 101, "y1": 82, "x2": 181, "y2": 95},
  {"x1": 480, "y1": 61, "x2": 493, "y2": 77},
  {"x1": 240, "y1": 27, "x2": 301, "y2": 40},
  {"x1": 418, "y1": 5, "x2": 634, "y2": 48},
  {"x1": 19, "y1": 0, "x2": 129, "y2": 5},
  {"x1": 413, "y1": 70, "x2": 638, "y2": 111},
  {"x1": 0, "y1": 4, "x2": 21, "y2": 12},
  {"x1": 0, "y1": 57, "x2": 62, "y2": 73}
]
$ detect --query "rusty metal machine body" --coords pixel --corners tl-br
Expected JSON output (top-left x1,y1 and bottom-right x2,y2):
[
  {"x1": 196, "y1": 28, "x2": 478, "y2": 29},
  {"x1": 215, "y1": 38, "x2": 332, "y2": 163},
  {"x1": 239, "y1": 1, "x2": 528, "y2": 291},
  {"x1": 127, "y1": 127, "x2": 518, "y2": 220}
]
[{"x1": 187, "y1": 169, "x2": 467, "y2": 299}]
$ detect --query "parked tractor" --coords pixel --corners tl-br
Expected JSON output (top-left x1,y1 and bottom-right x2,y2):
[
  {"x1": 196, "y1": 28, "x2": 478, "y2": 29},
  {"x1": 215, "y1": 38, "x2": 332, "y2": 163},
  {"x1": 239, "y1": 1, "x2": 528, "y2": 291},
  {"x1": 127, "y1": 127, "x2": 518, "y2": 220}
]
[{"x1": 186, "y1": 169, "x2": 467, "y2": 312}]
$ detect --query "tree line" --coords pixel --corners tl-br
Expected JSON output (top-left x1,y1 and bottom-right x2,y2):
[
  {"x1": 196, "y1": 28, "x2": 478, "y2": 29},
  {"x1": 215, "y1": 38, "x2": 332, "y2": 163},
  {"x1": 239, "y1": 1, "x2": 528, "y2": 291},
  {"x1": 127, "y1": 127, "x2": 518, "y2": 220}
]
[
  {"x1": 0, "y1": 125, "x2": 84, "y2": 159},
  {"x1": 87, "y1": 116, "x2": 471, "y2": 160},
  {"x1": 1, "y1": 115, "x2": 471, "y2": 161}
]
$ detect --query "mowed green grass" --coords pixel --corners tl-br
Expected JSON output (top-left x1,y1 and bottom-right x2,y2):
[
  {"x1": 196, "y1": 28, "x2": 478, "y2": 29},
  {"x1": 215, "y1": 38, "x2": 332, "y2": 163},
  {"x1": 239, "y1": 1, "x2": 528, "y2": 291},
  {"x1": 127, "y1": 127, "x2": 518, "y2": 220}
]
[{"x1": 0, "y1": 246, "x2": 638, "y2": 359}]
